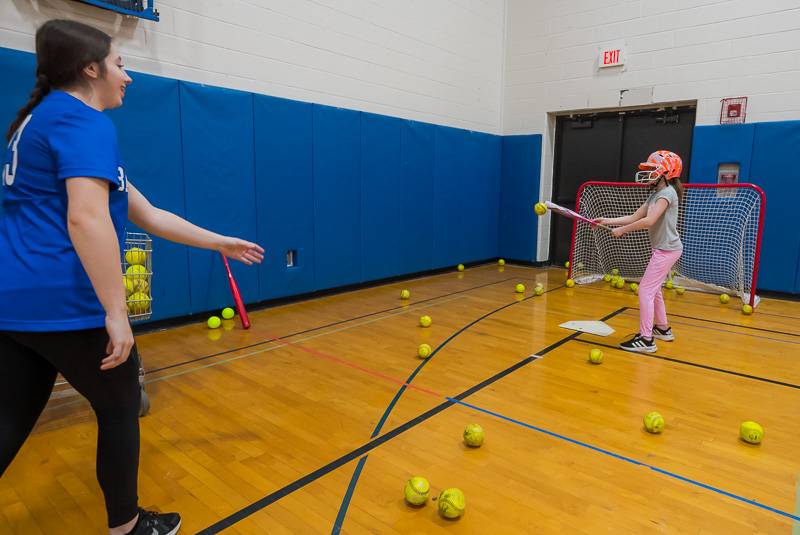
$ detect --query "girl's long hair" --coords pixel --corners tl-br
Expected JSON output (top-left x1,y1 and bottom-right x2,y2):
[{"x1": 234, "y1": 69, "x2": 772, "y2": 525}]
[{"x1": 671, "y1": 177, "x2": 684, "y2": 203}]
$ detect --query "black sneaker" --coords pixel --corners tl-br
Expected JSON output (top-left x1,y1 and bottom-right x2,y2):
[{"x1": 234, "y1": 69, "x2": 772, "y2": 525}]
[
  {"x1": 125, "y1": 508, "x2": 181, "y2": 535},
  {"x1": 619, "y1": 334, "x2": 657, "y2": 353},
  {"x1": 652, "y1": 325, "x2": 675, "y2": 341}
]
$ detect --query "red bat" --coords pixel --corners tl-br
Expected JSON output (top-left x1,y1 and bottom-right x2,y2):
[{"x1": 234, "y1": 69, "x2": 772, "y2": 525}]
[{"x1": 220, "y1": 252, "x2": 251, "y2": 329}]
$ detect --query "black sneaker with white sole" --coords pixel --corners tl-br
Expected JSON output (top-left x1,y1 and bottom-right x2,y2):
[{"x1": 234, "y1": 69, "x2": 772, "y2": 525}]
[
  {"x1": 125, "y1": 508, "x2": 181, "y2": 535},
  {"x1": 652, "y1": 325, "x2": 674, "y2": 341},
  {"x1": 619, "y1": 334, "x2": 657, "y2": 353}
]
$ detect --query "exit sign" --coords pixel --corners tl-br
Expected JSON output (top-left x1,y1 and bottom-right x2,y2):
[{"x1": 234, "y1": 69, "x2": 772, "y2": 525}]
[{"x1": 598, "y1": 46, "x2": 625, "y2": 68}]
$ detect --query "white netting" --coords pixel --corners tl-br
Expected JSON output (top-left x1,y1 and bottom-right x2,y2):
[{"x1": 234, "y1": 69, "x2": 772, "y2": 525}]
[{"x1": 570, "y1": 182, "x2": 764, "y2": 306}]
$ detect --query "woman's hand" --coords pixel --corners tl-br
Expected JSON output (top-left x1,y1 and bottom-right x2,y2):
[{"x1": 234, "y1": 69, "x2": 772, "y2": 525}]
[
  {"x1": 611, "y1": 226, "x2": 626, "y2": 238},
  {"x1": 219, "y1": 237, "x2": 265, "y2": 265},
  {"x1": 102, "y1": 314, "x2": 135, "y2": 370},
  {"x1": 595, "y1": 217, "x2": 612, "y2": 226}
]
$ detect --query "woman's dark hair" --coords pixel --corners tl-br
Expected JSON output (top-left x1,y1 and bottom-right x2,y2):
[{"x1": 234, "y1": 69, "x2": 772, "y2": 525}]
[{"x1": 6, "y1": 19, "x2": 112, "y2": 141}]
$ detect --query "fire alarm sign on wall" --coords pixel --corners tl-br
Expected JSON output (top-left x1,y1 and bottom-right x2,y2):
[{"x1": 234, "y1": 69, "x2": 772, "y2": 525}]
[{"x1": 720, "y1": 97, "x2": 747, "y2": 124}]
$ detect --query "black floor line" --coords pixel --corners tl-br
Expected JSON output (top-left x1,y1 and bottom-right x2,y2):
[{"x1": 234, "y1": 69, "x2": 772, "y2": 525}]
[
  {"x1": 642, "y1": 310, "x2": 800, "y2": 338},
  {"x1": 579, "y1": 283, "x2": 800, "y2": 321},
  {"x1": 194, "y1": 307, "x2": 628, "y2": 534},
  {"x1": 329, "y1": 281, "x2": 571, "y2": 532},
  {"x1": 572, "y1": 338, "x2": 800, "y2": 390},
  {"x1": 145, "y1": 276, "x2": 521, "y2": 375}
]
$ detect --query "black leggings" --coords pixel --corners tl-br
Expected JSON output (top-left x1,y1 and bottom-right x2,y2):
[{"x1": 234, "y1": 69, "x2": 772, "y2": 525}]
[{"x1": 0, "y1": 328, "x2": 140, "y2": 527}]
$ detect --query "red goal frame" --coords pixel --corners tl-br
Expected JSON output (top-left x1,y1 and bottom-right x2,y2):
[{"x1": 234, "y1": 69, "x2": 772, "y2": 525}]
[{"x1": 568, "y1": 181, "x2": 766, "y2": 307}]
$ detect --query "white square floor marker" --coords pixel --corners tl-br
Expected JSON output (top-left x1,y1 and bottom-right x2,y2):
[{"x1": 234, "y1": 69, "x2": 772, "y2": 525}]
[{"x1": 559, "y1": 320, "x2": 615, "y2": 337}]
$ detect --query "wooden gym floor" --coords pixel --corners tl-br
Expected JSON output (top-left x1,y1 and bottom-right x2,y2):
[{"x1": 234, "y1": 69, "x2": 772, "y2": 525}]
[{"x1": 2, "y1": 264, "x2": 799, "y2": 534}]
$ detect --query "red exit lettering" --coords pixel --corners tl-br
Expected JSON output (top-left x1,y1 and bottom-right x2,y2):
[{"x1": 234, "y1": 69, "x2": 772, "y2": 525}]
[{"x1": 604, "y1": 49, "x2": 620, "y2": 65}]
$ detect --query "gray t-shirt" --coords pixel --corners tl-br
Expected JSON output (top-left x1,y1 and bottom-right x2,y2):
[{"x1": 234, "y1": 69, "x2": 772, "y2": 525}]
[{"x1": 647, "y1": 186, "x2": 682, "y2": 251}]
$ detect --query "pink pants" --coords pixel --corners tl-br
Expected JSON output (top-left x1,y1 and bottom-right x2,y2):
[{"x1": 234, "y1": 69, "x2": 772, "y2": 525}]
[{"x1": 639, "y1": 248, "x2": 682, "y2": 338}]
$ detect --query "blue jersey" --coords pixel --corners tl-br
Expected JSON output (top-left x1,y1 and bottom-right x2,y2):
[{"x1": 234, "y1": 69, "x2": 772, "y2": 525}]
[{"x1": 0, "y1": 90, "x2": 128, "y2": 331}]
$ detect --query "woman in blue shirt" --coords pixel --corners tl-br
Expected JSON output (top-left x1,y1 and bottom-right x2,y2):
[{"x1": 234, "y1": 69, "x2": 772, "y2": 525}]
[{"x1": 0, "y1": 20, "x2": 264, "y2": 535}]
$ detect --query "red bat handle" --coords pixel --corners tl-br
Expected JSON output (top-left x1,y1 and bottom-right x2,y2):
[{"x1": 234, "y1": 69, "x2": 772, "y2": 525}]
[{"x1": 220, "y1": 253, "x2": 251, "y2": 329}]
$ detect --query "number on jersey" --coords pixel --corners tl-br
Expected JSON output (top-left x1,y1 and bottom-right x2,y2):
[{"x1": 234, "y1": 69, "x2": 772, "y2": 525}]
[{"x1": 3, "y1": 114, "x2": 33, "y2": 187}]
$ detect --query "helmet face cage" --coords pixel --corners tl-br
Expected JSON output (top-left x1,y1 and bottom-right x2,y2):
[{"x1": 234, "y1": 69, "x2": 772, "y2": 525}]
[{"x1": 635, "y1": 168, "x2": 662, "y2": 183}]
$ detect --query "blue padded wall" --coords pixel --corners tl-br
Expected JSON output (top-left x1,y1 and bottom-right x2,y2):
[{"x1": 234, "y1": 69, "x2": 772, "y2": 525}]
[
  {"x1": 499, "y1": 135, "x2": 541, "y2": 262},
  {"x1": 107, "y1": 74, "x2": 191, "y2": 320},
  {"x1": 361, "y1": 113, "x2": 403, "y2": 281},
  {"x1": 0, "y1": 48, "x2": 36, "y2": 218},
  {"x1": 399, "y1": 120, "x2": 436, "y2": 274},
  {"x1": 15, "y1": 45, "x2": 800, "y2": 316},
  {"x1": 360, "y1": 114, "x2": 442, "y2": 280},
  {"x1": 0, "y1": 48, "x2": 35, "y2": 131},
  {"x1": 0, "y1": 45, "x2": 510, "y2": 324},
  {"x1": 690, "y1": 124, "x2": 755, "y2": 183},
  {"x1": 749, "y1": 121, "x2": 800, "y2": 293},
  {"x1": 313, "y1": 105, "x2": 362, "y2": 290},
  {"x1": 253, "y1": 95, "x2": 315, "y2": 300},
  {"x1": 471, "y1": 131, "x2": 502, "y2": 261},
  {"x1": 433, "y1": 126, "x2": 501, "y2": 268},
  {"x1": 179, "y1": 82, "x2": 260, "y2": 312},
  {"x1": 689, "y1": 121, "x2": 800, "y2": 293},
  {"x1": 0, "y1": 49, "x2": 193, "y2": 319}
]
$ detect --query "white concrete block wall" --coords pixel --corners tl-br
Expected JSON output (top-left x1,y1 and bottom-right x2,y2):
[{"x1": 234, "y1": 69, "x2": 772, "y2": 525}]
[
  {"x1": 504, "y1": 0, "x2": 800, "y2": 260},
  {"x1": 504, "y1": 0, "x2": 800, "y2": 135},
  {"x1": 0, "y1": 0, "x2": 506, "y2": 133}
]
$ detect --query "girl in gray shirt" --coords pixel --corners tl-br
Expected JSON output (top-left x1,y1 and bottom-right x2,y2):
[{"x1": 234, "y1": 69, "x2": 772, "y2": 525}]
[{"x1": 597, "y1": 150, "x2": 684, "y2": 353}]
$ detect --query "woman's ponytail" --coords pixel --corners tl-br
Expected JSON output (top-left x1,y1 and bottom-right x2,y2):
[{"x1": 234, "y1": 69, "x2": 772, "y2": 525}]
[{"x1": 5, "y1": 73, "x2": 50, "y2": 141}]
